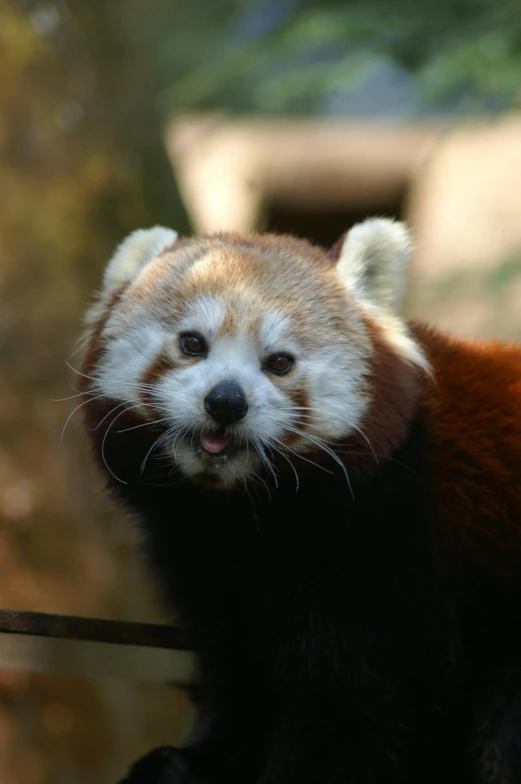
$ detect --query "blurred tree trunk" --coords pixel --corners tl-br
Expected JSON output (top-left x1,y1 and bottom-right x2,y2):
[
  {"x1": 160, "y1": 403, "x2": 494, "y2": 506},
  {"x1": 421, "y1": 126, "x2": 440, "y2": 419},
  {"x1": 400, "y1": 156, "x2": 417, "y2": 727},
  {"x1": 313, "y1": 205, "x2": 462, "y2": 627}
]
[
  {"x1": 66, "y1": 0, "x2": 189, "y2": 239},
  {"x1": 0, "y1": 3, "x2": 190, "y2": 783}
]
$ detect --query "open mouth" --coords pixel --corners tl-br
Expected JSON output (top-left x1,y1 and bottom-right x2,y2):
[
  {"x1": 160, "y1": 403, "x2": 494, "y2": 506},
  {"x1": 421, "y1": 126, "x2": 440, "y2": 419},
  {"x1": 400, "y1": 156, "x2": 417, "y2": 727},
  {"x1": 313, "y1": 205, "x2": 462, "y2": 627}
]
[
  {"x1": 199, "y1": 430, "x2": 240, "y2": 459},
  {"x1": 174, "y1": 429, "x2": 257, "y2": 486}
]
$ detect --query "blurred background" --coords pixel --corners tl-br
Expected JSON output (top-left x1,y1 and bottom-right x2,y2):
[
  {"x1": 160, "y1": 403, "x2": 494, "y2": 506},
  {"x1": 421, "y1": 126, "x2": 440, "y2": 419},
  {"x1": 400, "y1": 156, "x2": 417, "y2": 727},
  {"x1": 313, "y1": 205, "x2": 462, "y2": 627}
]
[{"x1": 1, "y1": 0, "x2": 521, "y2": 781}]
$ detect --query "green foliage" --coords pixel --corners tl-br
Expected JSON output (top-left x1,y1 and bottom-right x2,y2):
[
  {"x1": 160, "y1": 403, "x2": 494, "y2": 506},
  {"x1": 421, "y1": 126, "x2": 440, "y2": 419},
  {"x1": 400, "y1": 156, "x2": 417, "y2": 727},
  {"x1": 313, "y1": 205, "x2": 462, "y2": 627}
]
[{"x1": 126, "y1": 0, "x2": 521, "y2": 117}]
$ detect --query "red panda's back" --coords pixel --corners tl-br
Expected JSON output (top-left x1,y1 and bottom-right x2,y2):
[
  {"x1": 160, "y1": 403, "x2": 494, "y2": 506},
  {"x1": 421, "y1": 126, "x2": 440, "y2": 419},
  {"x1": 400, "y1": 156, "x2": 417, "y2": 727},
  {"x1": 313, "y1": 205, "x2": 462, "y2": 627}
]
[{"x1": 413, "y1": 322, "x2": 521, "y2": 581}]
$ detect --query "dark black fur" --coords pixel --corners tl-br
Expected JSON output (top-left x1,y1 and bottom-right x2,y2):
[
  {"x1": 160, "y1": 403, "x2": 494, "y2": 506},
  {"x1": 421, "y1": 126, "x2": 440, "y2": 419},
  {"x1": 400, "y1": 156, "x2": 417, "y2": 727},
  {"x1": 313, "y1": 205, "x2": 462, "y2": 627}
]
[{"x1": 99, "y1": 404, "x2": 521, "y2": 784}]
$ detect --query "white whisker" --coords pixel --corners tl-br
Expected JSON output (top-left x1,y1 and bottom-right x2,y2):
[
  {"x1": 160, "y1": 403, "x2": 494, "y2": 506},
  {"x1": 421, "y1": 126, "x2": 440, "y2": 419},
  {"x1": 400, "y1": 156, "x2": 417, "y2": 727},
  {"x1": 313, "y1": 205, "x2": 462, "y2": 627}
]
[
  {"x1": 116, "y1": 417, "x2": 169, "y2": 434},
  {"x1": 268, "y1": 422, "x2": 354, "y2": 499},
  {"x1": 251, "y1": 437, "x2": 279, "y2": 488},
  {"x1": 93, "y1": 400, "x2": 134, "y2": 432},
  {"x1": 61, "y1": 393, "x2": 104, "y2": 443},
  {"x1": 351, "y1": 423, "x2": 378, "y2": 464},
  {"x1": 53, "y1": 390, "x2": 92, "y2": 402},
  {"x1": 65, "y1": 361, "x2": 99, "y2": 383},
  {"x1": 266, "y1": 438, "x2": 300, "y2": 491},
  {"x1": 101, "y1": 403, "x2": 145, "y2": 484}
]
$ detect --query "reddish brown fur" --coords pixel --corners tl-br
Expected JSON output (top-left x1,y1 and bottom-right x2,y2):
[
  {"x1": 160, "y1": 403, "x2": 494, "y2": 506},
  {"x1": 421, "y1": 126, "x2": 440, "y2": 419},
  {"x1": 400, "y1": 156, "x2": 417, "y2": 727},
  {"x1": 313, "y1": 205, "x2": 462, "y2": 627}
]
[
  {"x1": 81, "y1": 285, "x2": 128, "y2": 380},
  {"x1": 354, "y1": 311, "x2": 422, "y2": 467},
  {"x1": 283, "y1": 385, "x2": 311, "y2": 447},
  {"x1": 140, "y1": 351, "x2": 176, "y2": 411},
  {"x1": 147, "y1": 233, "x2": 352, "y2": 348},
  {"x1": 413, "y1": 323, "x2": 521, "y2": 580}
]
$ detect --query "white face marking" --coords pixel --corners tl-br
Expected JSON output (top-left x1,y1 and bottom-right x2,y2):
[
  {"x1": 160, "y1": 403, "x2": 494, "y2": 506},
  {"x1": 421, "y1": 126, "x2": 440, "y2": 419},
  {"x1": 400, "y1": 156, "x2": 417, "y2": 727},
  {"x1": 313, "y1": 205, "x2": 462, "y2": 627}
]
[
  {"x1": 177, "y1": 295, "x2": 226, "y2": 339},
  {"x1": 96, "y1": 319, "x2": 167, "y2": 405},
  {"x1": 155, "y1": 329, "x2": 295, "y2": 486},
  {"x1": 303, "y1": 347, "x2": 369, "y2": 441},
  {"x1": 93, "y1": 299, "x2": 370, "y2": 489},
  {"x1": 259, "y1": 316, "x2": 369, "y2": 442},
  {"x1": 260, "y1": 313, "x2": 292, "y2": 353}
]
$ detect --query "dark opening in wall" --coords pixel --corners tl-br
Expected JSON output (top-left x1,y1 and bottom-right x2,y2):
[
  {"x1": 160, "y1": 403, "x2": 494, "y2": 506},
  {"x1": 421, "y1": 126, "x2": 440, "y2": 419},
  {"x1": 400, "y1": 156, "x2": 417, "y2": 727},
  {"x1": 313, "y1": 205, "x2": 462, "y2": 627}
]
[{"x1": 265, "y1": 195, "x2": 407, "y2": 248}]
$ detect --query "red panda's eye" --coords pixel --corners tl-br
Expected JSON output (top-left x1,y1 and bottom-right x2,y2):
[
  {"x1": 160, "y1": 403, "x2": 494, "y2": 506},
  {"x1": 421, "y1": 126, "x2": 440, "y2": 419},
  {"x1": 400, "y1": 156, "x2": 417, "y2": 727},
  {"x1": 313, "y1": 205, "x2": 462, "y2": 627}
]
[
  {"x1": 263, "y1": 353, "x2": 294, "y2": 376},
  {"x1": 180, "y1": 333, "x2": 207, "y2": 357}
]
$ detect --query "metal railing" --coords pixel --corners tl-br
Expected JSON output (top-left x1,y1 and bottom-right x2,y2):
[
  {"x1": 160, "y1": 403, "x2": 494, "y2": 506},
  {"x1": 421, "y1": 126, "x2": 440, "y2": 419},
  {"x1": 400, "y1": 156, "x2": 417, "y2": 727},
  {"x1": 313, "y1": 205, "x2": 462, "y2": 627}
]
[{"x1": 0, "y1": 609, "x2": 195, "y2": 684}]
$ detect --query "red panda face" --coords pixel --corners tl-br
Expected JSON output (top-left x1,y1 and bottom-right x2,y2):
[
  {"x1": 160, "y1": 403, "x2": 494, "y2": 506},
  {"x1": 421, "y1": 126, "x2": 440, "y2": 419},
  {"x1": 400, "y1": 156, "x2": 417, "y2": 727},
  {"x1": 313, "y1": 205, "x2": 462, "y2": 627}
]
[{"x1": 79, "y1": 222, "x2": 427, "y2": 489}]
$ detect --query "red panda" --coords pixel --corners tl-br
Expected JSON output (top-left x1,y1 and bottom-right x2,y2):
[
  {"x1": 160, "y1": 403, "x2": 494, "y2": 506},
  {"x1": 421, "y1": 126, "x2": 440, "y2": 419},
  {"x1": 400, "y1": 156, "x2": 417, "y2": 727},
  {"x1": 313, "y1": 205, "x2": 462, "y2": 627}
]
[{"x1": 78, "y1": 220, "x2": 521, "y2": 784}]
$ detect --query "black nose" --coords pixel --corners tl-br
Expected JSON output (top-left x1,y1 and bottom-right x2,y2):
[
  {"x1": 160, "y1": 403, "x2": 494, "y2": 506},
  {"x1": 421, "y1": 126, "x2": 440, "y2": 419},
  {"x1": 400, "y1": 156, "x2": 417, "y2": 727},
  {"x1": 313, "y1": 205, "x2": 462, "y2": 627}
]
[{"x1": 204, "y1": 381, "x2": 248, "y2": 425}]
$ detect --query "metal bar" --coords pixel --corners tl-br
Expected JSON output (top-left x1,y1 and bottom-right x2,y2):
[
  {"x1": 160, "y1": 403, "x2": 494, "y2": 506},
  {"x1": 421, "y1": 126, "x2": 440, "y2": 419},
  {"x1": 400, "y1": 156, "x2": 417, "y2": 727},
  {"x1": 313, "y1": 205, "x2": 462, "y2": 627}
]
[
  {"x1": 0, "y1": 610, "x2": 197, "y2": 683},
  {"x1": 0, "y1": 609, "x2": 192, "y2": 650}
]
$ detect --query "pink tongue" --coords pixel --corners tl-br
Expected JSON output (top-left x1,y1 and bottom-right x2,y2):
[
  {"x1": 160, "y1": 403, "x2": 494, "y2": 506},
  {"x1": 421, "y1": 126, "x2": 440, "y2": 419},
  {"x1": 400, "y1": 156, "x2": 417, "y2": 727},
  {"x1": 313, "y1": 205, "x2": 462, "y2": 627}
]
[{"x1": 201, "y1": 432, "x2": 233, "y2": 454}]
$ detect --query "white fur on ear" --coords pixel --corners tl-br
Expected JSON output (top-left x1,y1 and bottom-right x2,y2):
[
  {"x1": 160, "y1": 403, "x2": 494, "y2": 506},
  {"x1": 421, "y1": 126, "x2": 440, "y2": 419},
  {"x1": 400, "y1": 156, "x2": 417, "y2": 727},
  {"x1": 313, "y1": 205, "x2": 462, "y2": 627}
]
[
  {"x1": 336, "y1": 218, "x2": 429, "y2": 372},
  {"x1": 103, "y1": 226, "x2": 178, "y2": 293},
  {"x1": 335, "y1": 218, "x2": 411, "y2": 314}
]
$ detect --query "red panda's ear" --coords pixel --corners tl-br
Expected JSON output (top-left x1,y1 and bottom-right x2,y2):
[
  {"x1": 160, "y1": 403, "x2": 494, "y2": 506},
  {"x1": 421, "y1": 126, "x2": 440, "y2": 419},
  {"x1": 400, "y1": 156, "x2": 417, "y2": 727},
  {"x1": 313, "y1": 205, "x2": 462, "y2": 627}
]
[
  {"x1": 334, "y1": 219, "x2": 412, "y2": 314},
  {"x1": 333, "y1": 219, "x2": 429, "y2": 372},
  {"x1": 102, "y1": 227, "x2": 178, "y2": 296}
]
